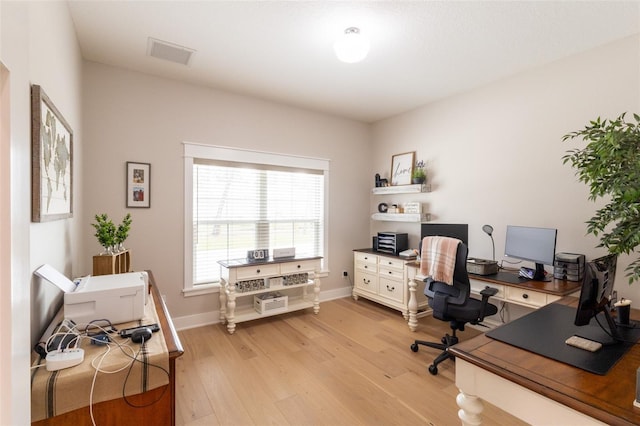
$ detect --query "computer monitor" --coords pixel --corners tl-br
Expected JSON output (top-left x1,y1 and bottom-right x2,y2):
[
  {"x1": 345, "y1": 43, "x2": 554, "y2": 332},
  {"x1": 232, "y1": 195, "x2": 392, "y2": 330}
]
[
  {"x1": 574, "y1": 254, "x2": 620, "y2": 343},
  {"x1": 504, "y1": 225, "x2": 557, "y2": 281},
  {"x1": 420, "y1": 223, "x2": 468, "y2": 247}
]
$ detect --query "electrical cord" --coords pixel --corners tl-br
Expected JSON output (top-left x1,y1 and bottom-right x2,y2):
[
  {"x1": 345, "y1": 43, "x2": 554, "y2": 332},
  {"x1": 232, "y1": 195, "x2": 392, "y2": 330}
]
[{"x1": 120, "y1": 335, "x2": 170, "y2": 408}]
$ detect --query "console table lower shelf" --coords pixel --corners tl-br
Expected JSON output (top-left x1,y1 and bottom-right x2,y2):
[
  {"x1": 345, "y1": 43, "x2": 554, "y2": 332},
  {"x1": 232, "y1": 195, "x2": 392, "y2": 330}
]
[{"x1": 218, "y1": 256, "x2": 322, "y2": 334}]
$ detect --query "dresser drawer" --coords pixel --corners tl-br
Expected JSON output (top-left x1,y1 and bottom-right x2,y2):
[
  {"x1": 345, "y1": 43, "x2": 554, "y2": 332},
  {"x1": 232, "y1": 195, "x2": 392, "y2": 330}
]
[
  {"x1": 280, "y1": 259, "x2": 318, "y2": 274},
  {"x1": 378, "y1": 266, "x2": 404, "y2": 282},
  {"x1": 236, "y1": 264, "x2": 280, "y2": 280},
  {"x1": 356, "y1": 261, "x2": 377, "y2": 274},
  {"x1": 378, "y1": 277, "x2": 404, "y2": 303},
  {"x1": 506, "y1": 286, "x2": 547, "y2": 308},
  {"x1": 355, "y1": 252, "x2": 378, "y2": 266},
  {"x1": 377, "y1": 256, "x2": 404, "y2": 271},
  {"x1": 354, "y1": 270, "x2": 378, "y2": 294}
]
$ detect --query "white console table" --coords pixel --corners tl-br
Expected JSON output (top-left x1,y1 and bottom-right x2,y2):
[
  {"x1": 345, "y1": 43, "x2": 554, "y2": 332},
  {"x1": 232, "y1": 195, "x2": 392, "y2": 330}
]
[{"x1": 218, "y1": 256, "x2": 321, "y2": 334}]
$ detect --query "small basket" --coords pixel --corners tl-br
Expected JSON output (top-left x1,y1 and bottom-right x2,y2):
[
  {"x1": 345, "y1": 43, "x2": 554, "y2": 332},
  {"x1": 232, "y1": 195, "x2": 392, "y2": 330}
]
[
  {"x1": 254, "y1": 293, "x2": 288, "y2": 314},
  {"x1": 467, "y1": 258, "x2": 499, "y2": 275}
]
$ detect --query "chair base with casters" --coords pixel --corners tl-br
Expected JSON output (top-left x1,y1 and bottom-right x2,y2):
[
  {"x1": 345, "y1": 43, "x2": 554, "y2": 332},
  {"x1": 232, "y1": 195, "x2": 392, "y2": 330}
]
[
  {"x1": 409, "y1": 237, "x2": 498, "y2": 375},
  {"x1": 411, "y1": 323, "x2": 461, "y2": 376}
]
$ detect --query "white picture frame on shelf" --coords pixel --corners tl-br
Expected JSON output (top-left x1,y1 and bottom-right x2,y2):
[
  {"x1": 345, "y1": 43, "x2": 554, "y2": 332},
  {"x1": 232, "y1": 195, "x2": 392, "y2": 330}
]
[{"x1": 390, "y1": 151, "x2": 415, "y2": 186}]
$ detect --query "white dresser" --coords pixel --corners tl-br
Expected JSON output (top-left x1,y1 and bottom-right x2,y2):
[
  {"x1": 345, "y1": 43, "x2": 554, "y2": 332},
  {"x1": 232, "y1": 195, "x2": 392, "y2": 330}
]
[{"x1": 353, "y1": 249, "x2": 428, "y2": 330}]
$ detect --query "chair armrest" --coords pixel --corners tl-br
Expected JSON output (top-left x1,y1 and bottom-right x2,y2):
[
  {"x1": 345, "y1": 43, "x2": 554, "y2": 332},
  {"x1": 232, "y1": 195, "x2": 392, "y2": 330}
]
[
  {"x1": 480, "y1": 286, "x2": 498, "y2": 297},
  {"x1": 477, "y1": 286, "x2": 498, "y2": 321}
]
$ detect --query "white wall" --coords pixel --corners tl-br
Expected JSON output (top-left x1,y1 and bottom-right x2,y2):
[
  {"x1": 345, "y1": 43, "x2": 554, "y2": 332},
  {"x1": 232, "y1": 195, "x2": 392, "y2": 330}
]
[
  {"x1": 81, "y1": 62, "x2": 371, "y2": 322},
  {"x1": 371, "y1": 35, "x2": 640, "y2": 302},
  {"x1": 1, "y1": 1, "x2": 83, "y2": 424}
]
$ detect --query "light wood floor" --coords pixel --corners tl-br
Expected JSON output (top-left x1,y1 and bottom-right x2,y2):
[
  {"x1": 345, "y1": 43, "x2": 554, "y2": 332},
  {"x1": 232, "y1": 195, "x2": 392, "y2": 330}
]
[{"x1": 175, "y1": 297, "x2": 527, "y2": 426}]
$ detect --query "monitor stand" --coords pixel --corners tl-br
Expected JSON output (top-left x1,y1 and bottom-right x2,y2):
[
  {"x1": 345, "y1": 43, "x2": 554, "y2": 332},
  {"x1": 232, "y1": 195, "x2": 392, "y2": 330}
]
[
  {"x1": 533, "y1": 262, "x2": 551, "y2": 282},
  {"x1": 575, "y1": 308, "x2": 631, "y2": 346}
]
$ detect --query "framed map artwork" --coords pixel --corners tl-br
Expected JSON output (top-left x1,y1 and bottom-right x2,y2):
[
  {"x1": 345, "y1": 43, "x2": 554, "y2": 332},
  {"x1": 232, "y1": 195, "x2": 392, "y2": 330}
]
[{"x1": 31, "y1": 85, "x2": 73, "y2": 222}]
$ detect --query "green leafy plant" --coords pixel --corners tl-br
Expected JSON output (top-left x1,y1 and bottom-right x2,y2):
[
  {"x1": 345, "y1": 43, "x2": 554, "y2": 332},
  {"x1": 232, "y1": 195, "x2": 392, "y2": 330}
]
[
  {"x1": 562, "y1": 113, "x2": 640, "y2": 283},
  {"x1": 91, "y1": 213, "x2": 116, "y2": 249},
  {"x1": 91, "y1": 213, "x2": 133, "y2": 252},
  {"x1": 115, "y1": 213, "x2": 132, "y2": 246},
  {"x1": 412, "y1": 160, "x2": 426, "y2": 180}
]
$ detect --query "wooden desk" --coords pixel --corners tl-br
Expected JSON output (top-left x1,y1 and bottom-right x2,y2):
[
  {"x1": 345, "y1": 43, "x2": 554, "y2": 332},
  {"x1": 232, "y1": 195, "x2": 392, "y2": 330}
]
[
  {"x1": 407, "y1": 265, "x2": 581, "y2": 331},
  {"x1": 450, "y1": 298, "x2": 640, "y2": 426},
  {"x1": 33, "y1": 271, "x2": 184, "y2": 426}
]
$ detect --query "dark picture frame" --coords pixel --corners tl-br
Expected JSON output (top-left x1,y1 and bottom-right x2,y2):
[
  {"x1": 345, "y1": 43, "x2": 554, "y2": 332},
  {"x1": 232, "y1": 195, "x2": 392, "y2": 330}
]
[
  {"x1": 126, "y1": 162, "x2": 151, "y2": 208},
  {"x1": 31, "y1": 85, "x2": 73, "y2": 222},
  {"x1": 390, "y1": 151, "x2": 415, "y2": 186}
]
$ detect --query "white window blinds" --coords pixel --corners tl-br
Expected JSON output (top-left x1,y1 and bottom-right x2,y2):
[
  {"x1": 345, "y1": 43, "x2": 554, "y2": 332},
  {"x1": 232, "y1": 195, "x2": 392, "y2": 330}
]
[{"x1": 192, "y1": 160, "x2": 325, "y2": 285}]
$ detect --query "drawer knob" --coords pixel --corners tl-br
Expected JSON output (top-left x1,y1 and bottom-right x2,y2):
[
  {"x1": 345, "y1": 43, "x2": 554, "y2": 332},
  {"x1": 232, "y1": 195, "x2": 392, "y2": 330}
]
[
  {"x1": 364, "y1": 279, "x2": 370, "y2": 284},
  {"x1": 522, "y1": 294, "x2": 529, "y2": 299},
  {"x1": 297, "y1": 264, "x2": 301, "y2": 269},
  {"x1": 386, "y1": 285, "x2": 395, "y2": 292},
  {"x1": 256, "y1": 269, "x2": 261, "y2": 274},
  {"x1": 388, "y1": 271, "x2": 393, "y2": 275}
]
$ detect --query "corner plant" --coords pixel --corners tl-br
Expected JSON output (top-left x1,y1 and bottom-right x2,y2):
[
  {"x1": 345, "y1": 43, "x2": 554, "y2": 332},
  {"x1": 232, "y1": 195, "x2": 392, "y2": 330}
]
[{"x1": 562, "y1": 113, "x2": 640, "y2": 283}]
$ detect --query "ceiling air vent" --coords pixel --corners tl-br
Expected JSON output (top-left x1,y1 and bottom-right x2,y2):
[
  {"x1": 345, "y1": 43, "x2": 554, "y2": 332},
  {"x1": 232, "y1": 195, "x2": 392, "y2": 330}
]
[{"x1": 147, "y1": 37, "x2": 195, "y2": 66}]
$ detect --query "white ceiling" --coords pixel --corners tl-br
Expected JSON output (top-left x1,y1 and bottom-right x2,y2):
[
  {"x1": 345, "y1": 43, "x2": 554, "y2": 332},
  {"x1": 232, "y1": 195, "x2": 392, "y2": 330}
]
[{"x1": 67, "y1": 1, "x2": 640, "y2": 123}]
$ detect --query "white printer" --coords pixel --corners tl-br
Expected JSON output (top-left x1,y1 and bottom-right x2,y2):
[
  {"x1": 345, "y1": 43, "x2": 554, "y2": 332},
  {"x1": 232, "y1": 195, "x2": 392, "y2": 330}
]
[{"x1": 35, "y1": 264, "x2": 147, "y2": 327}]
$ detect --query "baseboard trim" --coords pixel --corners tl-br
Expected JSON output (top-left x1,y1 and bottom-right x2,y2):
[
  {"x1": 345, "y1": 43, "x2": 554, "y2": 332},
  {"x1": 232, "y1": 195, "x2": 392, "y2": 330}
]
[{"x1": 173, "y1": 286, "x2": 353, "y2": 331}]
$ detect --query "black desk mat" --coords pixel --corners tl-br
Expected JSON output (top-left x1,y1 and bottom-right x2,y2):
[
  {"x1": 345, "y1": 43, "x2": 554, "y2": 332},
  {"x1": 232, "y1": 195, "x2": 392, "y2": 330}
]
[{"x1": 486, "y1": 303, "x2": 640, "y2": 375}]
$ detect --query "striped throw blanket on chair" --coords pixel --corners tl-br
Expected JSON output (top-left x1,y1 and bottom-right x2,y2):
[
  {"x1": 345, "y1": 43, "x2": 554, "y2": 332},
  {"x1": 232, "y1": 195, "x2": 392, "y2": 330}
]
[{"x1": 420, "y1": 236, "x2": 460, "y2": 285}]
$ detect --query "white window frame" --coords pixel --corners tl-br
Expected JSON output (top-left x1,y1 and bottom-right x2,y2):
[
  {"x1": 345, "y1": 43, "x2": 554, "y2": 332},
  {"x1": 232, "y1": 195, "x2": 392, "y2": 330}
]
[{"x1": 183, "y1": 142, "x2": 330, "y2": 296}]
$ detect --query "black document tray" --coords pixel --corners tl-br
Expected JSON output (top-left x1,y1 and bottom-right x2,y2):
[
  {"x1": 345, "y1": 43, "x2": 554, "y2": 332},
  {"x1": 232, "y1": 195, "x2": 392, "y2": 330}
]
[{"x1": 486, "y1": 303, "x2": 640, "y2": 375}]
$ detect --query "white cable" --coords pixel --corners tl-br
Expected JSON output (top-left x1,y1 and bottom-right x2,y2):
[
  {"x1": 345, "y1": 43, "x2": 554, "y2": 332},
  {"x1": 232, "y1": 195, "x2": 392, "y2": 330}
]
[{"x1": 89, "y1": 345, "x2": 111, "y2": 426}]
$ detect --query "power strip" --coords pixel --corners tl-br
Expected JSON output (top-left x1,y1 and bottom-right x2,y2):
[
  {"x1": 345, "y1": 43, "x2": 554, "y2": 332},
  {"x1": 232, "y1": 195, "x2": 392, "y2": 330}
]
[{"x1": 46, "y1": 348, "x2": 85, "y2": 371}]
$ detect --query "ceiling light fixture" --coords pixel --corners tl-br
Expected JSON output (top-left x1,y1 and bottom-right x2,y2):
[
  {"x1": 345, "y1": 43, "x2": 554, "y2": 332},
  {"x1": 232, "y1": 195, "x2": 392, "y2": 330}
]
[{"x1": 333, "y1": 27, "x2": 370, "y2": 64}]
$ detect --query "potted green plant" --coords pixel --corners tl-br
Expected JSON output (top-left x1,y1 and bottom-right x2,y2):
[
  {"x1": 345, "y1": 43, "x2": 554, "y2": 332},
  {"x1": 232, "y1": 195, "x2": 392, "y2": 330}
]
[
  {"x1": 92, "y1": 213, "x2": 133, "y2": 254},
  {"x1": 115, "y1": 213, "x2": 132, "y2": 251},
  {"x1": 92, "y1": 213, "x2": 116, "y2": 255},
  {"x1": 412, "y1": 160, "x2": 426, "y2": 184},
  {"x1": 562, "y1": 113, "x2": 640, "y2": 283}
]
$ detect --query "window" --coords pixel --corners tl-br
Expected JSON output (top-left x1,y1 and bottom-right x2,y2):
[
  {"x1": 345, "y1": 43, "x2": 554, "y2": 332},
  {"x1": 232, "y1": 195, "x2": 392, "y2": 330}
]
[{"x1": 183, "y1": 143, "x2": 329, "y2": 295}]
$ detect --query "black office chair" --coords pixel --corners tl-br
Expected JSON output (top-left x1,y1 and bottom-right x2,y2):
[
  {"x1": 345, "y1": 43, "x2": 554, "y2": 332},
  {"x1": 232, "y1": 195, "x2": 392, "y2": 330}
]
[{"x1": 410, "y1": 237, "x2": 498, "y2": 375}]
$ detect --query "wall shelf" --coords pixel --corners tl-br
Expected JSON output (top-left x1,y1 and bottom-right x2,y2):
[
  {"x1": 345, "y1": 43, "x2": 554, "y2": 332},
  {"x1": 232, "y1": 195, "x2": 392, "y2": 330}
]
[
  {"x1": 371, "y1": 213, "x2": 431, "y2": 222},
  {"x1": 371, "y1": 183, "x2": 430, "y2": 195}
]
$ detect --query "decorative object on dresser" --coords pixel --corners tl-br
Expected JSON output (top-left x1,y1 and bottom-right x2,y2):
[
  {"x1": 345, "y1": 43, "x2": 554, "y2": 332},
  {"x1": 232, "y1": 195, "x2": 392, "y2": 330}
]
[{"x1": 31, "y1": 84, "x2": 73, "y2": 222}]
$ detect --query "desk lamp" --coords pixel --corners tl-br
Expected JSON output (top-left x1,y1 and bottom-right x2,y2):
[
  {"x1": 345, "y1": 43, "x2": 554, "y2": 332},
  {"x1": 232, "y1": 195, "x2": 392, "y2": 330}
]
[{"x1": 482, "y1": 224, "x2": 495, "y2": 261}]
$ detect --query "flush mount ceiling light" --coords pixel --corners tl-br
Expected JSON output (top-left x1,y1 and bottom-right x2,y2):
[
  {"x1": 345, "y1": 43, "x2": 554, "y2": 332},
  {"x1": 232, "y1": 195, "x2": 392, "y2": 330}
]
[{"x1": 333, "y1": 27, "x2": 370, "y2": 64}]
